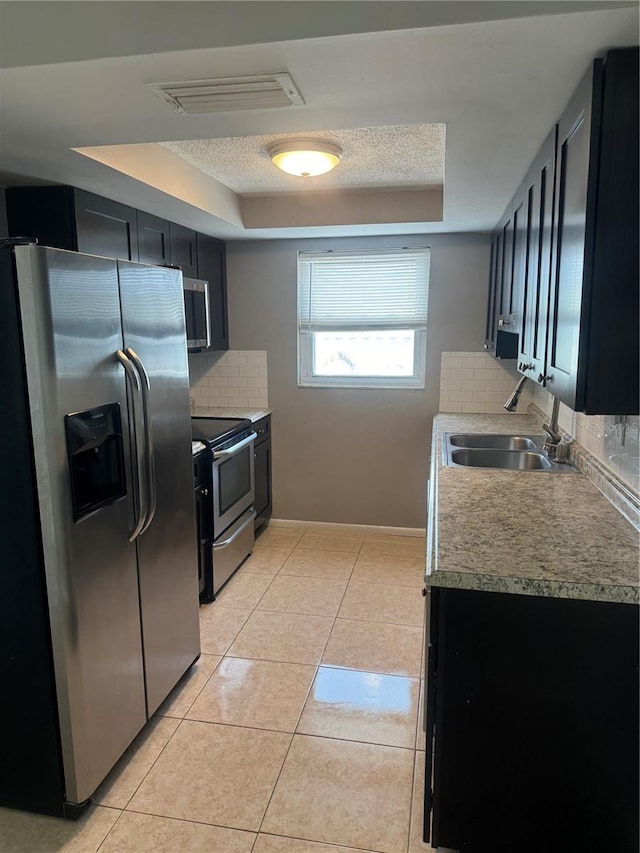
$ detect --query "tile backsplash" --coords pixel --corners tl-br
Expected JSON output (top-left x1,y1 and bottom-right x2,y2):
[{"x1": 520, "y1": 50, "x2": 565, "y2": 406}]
[
  {"x1": 188, "y1": 350, "x2": 268, "y2": 410},
  {"x1": 439, "y1": 351, "x2": 532, "y2": 415},
  {"x1": 532, "y1": 384, "x2": 640, "y2": 493}
]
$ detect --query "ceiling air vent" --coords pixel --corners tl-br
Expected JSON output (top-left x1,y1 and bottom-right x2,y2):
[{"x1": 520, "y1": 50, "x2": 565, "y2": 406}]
[{"x1": 149, "y1": 73, "x2": 305, "y2": 114}]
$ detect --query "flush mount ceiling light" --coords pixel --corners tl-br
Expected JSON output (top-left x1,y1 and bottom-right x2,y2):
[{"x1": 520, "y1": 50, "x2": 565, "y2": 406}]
[{"x1": 267, "y1": 139, "x2": 343, "y2": 177}]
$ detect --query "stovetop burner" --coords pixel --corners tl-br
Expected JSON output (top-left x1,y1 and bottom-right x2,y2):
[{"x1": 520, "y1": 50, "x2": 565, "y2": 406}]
[{"x1": 191, "y1": 416, "x2": 253, "y2": 450}]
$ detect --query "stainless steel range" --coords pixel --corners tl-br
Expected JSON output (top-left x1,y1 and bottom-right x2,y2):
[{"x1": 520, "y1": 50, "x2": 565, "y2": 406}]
[{"x1": 191, "y1": 417, "x2": 257, "y2": 595}]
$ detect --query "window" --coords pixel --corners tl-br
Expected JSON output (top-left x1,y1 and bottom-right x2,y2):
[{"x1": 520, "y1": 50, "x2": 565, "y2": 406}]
[{"x1": 297, "y1": 247, "x2": 430, "y2": 388}]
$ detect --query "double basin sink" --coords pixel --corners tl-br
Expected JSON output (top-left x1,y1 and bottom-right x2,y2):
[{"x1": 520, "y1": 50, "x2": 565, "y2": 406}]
[{"x1": 442, "y1": 433, "x2": 577, "y2": 473}]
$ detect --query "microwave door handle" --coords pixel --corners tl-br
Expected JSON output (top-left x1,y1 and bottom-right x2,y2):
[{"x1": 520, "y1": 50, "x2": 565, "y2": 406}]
[
  {"x1": 115, "y1": 349, "x2": 148, "y2": 541},
  {"x1": 213, "y1": 432, "x2": 257, "y2": 461},
  {"x1": 203, "y1": 280, "x2": 212, "y2": 349},
  {"x1": 126, "y1": 348, "x2": 157, "y2": 534}
]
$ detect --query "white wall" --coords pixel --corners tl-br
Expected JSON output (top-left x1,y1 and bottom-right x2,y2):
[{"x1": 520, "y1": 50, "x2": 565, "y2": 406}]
[
  {"x1": 189, "y1": 350, "x2": 268, "y2": 410},
  {"x1": 439, "y1": 351, "x2": 532, "y2": 414},
  {"x1": 225, "y1": 233, "x2": 490, "y2": 528}
]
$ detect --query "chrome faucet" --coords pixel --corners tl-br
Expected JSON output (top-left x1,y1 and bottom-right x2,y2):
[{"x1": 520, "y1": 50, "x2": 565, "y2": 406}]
[
  {"x1": 542, "y1": 395, "x2": 564, "y2": 460},
  {"x1": 503, "y1": 375, "x2": 528, "y2": 412}
]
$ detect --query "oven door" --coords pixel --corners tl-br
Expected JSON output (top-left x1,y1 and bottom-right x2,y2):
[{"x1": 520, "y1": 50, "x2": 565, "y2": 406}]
[{"x1": 212, "y1": 432, "x2": 256, "y2": 535}]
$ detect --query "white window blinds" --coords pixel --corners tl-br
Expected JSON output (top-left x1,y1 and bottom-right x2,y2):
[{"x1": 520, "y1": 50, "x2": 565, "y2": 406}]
[{"x1": 298, "y1": 247, "x2": 430, "y2": 332}]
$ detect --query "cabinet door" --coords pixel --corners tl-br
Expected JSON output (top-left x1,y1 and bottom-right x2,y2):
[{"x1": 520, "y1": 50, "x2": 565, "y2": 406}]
[
  {"x1": 197, "y1": 233, "x2": 229, "y2": 352},
  {"x1": 74, "y1": 190, "x2": 139, "y2": 261},
  {"x1": 483, "y1": 234, "x2": 499, "y2": 354},
  {"x1": 194, "y1": 484, "x2": 214, "y2": 603},
  {"x1": 507, "y1": 181, "x2": 527, "y2": 335},
  {"x1": 254, "y1": 436, "x2": 272, "y2": 529},
  {"x1": 546, "y1": 61, "x2": 601, "y2": 407},
  {"x1": 6, "y1": 186, "x2": 78, "y2": 250},
  {"x1": 138, "y1": 212, "x2": 170, "y2": 266},
  {"x1": 169, "y1": 223, "x2": 198, "y2": 278},
  {"x1": 498, "y1": 209, "x2": 513, "y2": 319},
  {"x1": 582, "y1": 47, "x2": 639, "y2": 414},
  {"x1": 518, "y1": 128, "x2": 557, "y2": 381},
  {"x1": 423, "y1": 586, "x2": 440, "y2": 845},
  {"x1": 490, "y1": 208, "x2": 518, "y2": 359}
]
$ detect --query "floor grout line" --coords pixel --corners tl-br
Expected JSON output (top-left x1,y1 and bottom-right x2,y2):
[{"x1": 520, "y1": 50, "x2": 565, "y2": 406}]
[
  {"x1": 96, "y1": 527, "x2": 426, "y2": 852},
  {"x1": 254, "y1": 529, "x2": 363, "y2": 838}
]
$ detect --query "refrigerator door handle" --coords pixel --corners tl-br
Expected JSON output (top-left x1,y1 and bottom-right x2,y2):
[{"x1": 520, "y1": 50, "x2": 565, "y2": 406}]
[
  {"x1": 115, "y1": 349, "x2": 148, "y2": 541},
  {"x1": 126, "y1": 347, "x2": 157, "y2": 535}
]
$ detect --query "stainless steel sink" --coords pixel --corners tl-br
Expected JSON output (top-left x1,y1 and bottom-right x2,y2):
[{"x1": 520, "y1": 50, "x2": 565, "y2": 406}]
[
  {"x1": 449, "y1": 434, "x2": 541, "y2": 451},
  {"x1": 449, "y1": 448, "x2": 552, "y2": 470},
  {"x1": 441, "y1": 433, "x2": 578, "y2": 473}
]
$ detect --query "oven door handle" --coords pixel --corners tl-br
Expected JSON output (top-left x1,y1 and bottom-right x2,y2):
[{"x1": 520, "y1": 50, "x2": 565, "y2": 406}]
[
  {"x1": 213, "y1": 509, "x2": 256, "y2": 549},
  {"x1": 213, "y1": 432, "x2": 257, "y2": 461}
]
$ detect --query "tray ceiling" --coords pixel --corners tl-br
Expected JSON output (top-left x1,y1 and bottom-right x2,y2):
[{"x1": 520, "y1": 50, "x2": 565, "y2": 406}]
[{"x1": 159, "y1": 125, "x2": 445, "y2": 194}]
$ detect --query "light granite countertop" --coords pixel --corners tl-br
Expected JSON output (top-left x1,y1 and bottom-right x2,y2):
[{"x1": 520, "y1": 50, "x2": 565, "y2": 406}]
[
  {"x1": 191, "y1": 406, "x2": 271, "y2": 423},
  {"x1": 426, "y1": 413, "x2": 640, "y2": 605}
]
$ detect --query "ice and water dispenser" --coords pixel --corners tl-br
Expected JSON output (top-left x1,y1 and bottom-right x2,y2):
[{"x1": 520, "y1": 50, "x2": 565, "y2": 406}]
[{"x1": 64, "y1": 403, "x2": 127, "y2": 521}]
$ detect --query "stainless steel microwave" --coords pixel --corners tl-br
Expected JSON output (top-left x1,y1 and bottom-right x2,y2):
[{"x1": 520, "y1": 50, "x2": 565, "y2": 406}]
[{"x1": 183, "y1": 277, "x2": 211, "y2": 350}]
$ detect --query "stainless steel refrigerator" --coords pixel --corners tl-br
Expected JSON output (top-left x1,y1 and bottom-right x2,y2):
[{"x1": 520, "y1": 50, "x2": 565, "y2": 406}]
[{"x1": 0, "y1": 242, "x2": 200, "y2": 818}]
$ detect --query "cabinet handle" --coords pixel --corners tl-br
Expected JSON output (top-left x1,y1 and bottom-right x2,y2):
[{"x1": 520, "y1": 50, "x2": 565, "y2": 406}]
[
  {"x1": 498, "y1": 318, "x2": 511, "y2": 327},
  {"x1": 484, "y1": 342, "x2": 495, "y2": 351},
  {"x1": 199, "y1": 487, "x2": 209, "y2": 496},
  {"x1": 537, "y1": 373, "x2": 552, "y2": 383}
]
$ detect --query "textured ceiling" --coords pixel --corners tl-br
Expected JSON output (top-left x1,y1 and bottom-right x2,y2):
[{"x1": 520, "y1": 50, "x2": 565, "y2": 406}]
[
  {"x1": 1, "y1": 5, "x2": 637, "y2": 238},
  {"x1": 159, "y1": 125, "x2": 445, "y2": 194}
]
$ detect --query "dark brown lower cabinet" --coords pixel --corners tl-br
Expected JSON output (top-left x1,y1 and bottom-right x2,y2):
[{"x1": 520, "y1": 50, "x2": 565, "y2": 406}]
[
  {"x1": 193, "y1": 450, "x2": 213, "y2": 604},
  {"x1": 424, "y1": 587, "x2": 639, "y2": 853},
  {"x1": 253, "y1": 415, "x2": 272, "y2": 531}
]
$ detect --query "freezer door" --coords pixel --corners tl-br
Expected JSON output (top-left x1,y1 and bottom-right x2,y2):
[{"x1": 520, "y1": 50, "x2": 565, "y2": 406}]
[
  {"x1": 117, "y1": 260, "x2": 201, "y2": 715},
  {"x1": 14, "y1": 245, "x2": 147, "y2": 805}
]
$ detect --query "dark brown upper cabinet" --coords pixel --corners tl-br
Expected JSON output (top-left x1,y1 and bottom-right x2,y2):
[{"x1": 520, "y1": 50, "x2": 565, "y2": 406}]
[
  {"x1": 137, "y1": 211, "x2": 171, "y2": 266},
  {"x1": 485, "y1": 207, "x2": 518, "y2": 359},
  {"x1": 546, "y1": 47, "x2": 638, "y2": 414},
  {"x1": 169, "y1": 223, "x2": 198, "y2": 279},
  {"x1": 6, "y1": 185, "x2": 231, "y2": 357},
  {"x1": 484, "y1": 231, "x2": 500, "y2": 355},
  {"x1": 6, "y1": 186, "x2": 139, "y2": 262},
  {"x1": 487, "y1": 46, "x2": 638, "y2": 414},
  {"x1": 517, "y1": 128, "x2": 557, "y2": 383},
  {"x1": 196, "y1": 234, "x2": 229, "y2": 352},
  {"x1": 507, "y1": 180, "x2": 527, "y2": 336}
]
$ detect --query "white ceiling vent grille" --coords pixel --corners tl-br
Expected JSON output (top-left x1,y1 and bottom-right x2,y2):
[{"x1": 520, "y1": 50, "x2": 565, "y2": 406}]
[{"x1": 149, "y1": 73, "x2": 305, "y2": 114}]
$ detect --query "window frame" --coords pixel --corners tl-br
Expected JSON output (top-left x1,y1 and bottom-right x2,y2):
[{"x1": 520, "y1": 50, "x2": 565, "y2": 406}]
[{"x1": 297, "y1": 246, "x2": 430, "y2": 390}]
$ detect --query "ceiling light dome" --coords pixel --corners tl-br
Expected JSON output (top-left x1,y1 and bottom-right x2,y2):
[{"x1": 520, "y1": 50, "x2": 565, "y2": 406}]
[{"x1": 267, "y1": 139, "x2": 342, "y2": 177}]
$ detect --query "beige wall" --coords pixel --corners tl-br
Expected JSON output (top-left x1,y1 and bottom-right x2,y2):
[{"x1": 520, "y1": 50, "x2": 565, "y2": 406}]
[{"x1": 226, "y1": 233, "x2": 490, "y2": 528}]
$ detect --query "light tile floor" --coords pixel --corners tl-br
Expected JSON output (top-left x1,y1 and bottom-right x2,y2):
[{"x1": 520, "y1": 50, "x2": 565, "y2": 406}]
[{"x1": 0, "y1": 526, "x2": 445, "y2": 852}]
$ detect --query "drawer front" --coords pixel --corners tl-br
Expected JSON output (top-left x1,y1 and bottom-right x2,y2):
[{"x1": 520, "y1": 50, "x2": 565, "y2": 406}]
[{"x1": 212, "y1": 508, "x2": 255, "y2": 594}]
